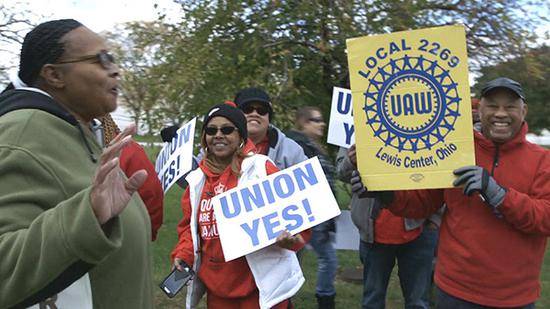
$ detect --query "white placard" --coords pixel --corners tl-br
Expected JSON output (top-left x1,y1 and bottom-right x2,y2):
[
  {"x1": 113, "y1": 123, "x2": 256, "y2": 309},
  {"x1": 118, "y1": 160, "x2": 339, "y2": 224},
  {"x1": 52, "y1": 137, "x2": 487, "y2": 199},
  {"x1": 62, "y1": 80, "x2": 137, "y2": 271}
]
[
  {"x1": 327, "y1": 87, "x2": 356, "y2": 148},
  {"x1": 211, "y1": 157, "x2": 341, "y2": 261},
  {"x1": 155, "y1": 118, "x2": 196, "y2": 192}
]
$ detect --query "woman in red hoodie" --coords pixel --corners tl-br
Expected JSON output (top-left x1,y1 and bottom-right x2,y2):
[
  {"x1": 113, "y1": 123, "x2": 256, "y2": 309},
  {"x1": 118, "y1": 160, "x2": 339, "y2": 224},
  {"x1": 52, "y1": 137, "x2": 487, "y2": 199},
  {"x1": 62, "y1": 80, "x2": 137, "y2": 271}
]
[{"x1": 171, "y1": 102, "x2": 310, "y2": 309}]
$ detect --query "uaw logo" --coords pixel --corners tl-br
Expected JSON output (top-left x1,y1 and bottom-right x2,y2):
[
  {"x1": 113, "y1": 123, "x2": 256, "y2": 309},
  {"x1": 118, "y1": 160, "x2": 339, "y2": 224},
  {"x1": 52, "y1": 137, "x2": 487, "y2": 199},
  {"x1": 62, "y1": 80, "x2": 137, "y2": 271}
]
[{"x1": 362, "y1": 54, "x2": 461, "y2": 153}]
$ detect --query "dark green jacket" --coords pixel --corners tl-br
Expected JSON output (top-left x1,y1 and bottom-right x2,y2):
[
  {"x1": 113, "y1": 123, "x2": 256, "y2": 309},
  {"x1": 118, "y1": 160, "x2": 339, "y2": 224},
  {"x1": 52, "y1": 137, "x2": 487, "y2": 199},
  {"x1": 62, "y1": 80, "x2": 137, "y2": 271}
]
[{"x1": 0, "y1": 89, "x2": 153, "y2": 308}]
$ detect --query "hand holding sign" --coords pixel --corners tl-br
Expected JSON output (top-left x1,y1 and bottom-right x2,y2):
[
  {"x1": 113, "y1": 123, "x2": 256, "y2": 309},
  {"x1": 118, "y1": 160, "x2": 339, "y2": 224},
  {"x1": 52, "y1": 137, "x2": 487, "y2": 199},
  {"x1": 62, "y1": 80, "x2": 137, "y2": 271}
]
[
  {"x1": 347, "y1": 144, "x2": 357, "y2": 168},
  {"x1": 90, "y1": 123, "x2": 148, "y2": 225},
  {"x1": 350, "y1": 170, "x2": 395, "y2": 204},
  {"x1": 276, "y1": 230, "x2": 305, "y2": 250}
]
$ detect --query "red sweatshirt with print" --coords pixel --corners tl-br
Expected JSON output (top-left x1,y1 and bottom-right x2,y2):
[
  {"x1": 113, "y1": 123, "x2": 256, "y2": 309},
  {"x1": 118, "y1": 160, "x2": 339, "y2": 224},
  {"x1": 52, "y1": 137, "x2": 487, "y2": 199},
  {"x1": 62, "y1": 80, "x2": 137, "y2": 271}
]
[{"x1": 171, "y1": 140, "x2": 311, "y2": 298}]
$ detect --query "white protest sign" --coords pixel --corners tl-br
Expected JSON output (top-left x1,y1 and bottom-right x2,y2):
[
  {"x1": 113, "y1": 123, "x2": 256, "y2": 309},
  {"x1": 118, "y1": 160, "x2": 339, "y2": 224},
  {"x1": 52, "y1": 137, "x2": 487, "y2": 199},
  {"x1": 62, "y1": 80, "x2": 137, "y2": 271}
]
[
  {"x1": 211, "y1": 157, "x2": 341, "y2": 261},
  {"x1": 155, "y1": 118, "x2": 196, "y2": 192},
  {"x1": 327, "y1": 87, "x2": 355, "y2": 148}
]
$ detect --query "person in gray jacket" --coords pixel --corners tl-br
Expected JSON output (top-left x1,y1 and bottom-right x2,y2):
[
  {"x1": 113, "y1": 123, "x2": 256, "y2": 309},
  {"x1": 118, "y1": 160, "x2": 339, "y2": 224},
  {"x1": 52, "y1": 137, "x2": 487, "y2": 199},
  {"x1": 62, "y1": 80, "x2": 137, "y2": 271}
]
[
  {"x1": 336, "y1": 145, "x2": 441, "y2": 309},
  {"x1": 234, "y1": 87, "x2": 307, "y2": 170}
]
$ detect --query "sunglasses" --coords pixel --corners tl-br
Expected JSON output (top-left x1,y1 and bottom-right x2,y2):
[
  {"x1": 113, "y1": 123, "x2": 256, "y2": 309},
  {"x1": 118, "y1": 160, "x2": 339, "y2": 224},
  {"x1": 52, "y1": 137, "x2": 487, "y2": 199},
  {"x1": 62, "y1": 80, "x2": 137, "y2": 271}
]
[
  {"x1": 56, "y1": 50, "x2": 116, "y2": 70},
  {"x1": 242, "y1": 105, "x2": 269, "y2": 116},
  {"x1": 309, "y1": 117, "x2": 324, "y2": 123},
  {"x1": 205, "y1": 126, "x2": 237, "y2": 136}
]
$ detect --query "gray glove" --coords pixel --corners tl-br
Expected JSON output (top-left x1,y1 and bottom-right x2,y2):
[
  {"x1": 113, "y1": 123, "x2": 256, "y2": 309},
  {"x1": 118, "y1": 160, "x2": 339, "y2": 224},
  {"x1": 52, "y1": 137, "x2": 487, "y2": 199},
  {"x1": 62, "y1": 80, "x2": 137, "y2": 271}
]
[
  {"x1": 350, "y1": 170, "x2": 367, "y2": 196},
  {"x1": 453, "y1": 165, "x2": 506, "y2": 208},
  {"x1": 350, "y1": 170, "x2": 394, "y2": 204}
]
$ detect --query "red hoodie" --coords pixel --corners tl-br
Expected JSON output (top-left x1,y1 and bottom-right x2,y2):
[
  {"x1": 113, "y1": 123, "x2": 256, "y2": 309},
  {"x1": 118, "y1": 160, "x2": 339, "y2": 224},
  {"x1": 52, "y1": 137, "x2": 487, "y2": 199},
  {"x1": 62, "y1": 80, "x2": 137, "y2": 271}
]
[
  {"x1": 120, "y1": 141, "x2": 164, "y2": 241},
  {"x1": 389, "y1": 124, "x2": 550, "y2": 307},
  {"x1": 171, "y1": 140, "x2": 310, "y2": 298}
]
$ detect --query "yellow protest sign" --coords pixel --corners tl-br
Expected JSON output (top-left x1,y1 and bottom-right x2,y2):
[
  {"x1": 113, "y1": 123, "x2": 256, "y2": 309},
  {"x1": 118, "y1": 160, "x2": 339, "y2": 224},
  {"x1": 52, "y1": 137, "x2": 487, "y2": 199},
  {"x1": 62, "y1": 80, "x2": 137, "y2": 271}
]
[{"x1": 346, "y1": 25, "x2": 475, "y2": 190}]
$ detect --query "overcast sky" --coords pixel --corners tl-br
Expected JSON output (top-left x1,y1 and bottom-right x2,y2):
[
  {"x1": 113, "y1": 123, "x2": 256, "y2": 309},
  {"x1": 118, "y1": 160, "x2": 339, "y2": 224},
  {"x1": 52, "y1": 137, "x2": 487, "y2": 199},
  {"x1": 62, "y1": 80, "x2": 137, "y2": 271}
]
[
  {"x1": 2, "y1": 0, "x2": 182, "y2": 129},
  {"x1": 4, "y1": 0, "x2": 180, "y2": 33}
]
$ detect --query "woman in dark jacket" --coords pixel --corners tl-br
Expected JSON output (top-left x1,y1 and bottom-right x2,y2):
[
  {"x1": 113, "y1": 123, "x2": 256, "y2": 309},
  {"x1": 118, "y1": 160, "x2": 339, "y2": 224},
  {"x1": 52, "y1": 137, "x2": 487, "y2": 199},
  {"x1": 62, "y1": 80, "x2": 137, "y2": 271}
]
[{"x1": 287, "y1": 106, "x2": 337, "y2": 309}]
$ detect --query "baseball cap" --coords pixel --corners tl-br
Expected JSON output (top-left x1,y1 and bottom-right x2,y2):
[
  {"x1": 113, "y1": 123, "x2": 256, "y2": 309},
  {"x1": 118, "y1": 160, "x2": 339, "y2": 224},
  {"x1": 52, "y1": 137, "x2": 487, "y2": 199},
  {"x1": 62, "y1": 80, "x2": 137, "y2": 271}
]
[{"x1": 481, "y1": 77, "x2": 525, "y2": 100}]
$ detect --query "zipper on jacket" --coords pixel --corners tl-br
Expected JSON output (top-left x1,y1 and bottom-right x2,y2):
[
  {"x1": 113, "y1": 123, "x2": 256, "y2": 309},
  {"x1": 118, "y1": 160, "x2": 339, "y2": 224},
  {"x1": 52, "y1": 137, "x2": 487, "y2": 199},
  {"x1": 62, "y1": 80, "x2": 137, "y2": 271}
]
[{"x1": 491, "y1": 144, "x2": 500, "y2": 176}]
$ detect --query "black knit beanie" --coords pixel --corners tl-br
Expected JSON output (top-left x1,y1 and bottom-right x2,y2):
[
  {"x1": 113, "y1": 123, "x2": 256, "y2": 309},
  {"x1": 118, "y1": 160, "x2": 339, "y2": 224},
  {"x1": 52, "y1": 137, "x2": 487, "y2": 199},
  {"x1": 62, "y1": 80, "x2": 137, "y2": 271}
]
[{"x1": 202, "y1": 103, "x2": 248, "y2": 140}]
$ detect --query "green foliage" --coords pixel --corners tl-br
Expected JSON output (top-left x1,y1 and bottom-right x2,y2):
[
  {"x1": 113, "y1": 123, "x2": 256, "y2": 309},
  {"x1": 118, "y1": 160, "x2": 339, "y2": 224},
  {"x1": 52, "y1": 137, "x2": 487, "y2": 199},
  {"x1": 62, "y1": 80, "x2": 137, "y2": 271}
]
[
  {"x1": 473, "y1": 45, "x2": 550, "y2": 133},
  {"x1": 109, "y1": 0, "x2": 548, "y2": 134}
]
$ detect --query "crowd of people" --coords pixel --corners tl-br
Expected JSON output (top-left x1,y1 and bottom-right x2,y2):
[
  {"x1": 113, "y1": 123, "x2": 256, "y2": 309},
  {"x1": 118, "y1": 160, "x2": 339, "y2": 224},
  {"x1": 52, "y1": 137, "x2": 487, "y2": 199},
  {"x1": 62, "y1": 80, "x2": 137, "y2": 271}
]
[{"x1": 0, "y1": 18, "x2": 549, "y2": 309}]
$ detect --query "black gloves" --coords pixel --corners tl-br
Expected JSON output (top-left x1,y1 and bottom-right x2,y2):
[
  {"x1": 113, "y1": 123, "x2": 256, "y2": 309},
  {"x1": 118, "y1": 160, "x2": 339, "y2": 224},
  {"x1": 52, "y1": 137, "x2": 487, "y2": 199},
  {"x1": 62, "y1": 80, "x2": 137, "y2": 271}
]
[
  {"x1": 350, "y1": 170, "x2": 394, "y2": 205},
  {"x1": 160, "y1": 125, "x2": 180, "y2": 143},
  {"x1": 453, "y1": 165, "x2": 506, "y2": 208}
]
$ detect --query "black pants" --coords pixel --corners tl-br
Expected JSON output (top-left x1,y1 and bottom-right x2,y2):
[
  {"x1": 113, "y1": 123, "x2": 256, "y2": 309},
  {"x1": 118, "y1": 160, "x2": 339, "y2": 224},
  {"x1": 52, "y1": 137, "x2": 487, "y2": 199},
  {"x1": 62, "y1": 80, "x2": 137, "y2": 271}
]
[{"x1": 436, "y1": 286, "x2": 535, "y2": 309}]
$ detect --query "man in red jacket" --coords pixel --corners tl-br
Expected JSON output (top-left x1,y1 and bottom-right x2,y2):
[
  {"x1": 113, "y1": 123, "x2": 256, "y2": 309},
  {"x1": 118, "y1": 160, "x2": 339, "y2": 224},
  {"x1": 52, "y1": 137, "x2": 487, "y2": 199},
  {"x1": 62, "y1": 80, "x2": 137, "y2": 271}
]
[{"x1": 352, "y1": 77, "x2": 549, "y2": 308}]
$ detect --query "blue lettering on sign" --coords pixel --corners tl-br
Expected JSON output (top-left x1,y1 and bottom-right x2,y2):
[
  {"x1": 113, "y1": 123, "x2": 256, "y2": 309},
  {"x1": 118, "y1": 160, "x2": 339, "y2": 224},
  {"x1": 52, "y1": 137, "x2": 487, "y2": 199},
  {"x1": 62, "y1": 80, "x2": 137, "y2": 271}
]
[
  {"x1": 241, "y1": 219, "x2": 260, "y2": 246},
  {"x1": 261, "y1": 179, "x2": 276, "y2": 203},
  {"x1": 262, "y1": 212, "x2": 282, "y2": 240},
  {"x1": 177, "y1": 124, "x2": 192, "y2": 145},
  {"x1": 376, "y1": 47, "x2": 387, "y2": 60},
  {"x1": 359, "y1": 39, "x2": 412, "y2": 82},
  {"x1": 390, "y1": 92, "x2": 433, "y2": 116},
  {"x1": 238, "y1": 197, "x2": 320, "y2": 248},
  {"x1": 282, "y1": 204, "x2": 303, "y2": 231},
  {"x1": 220, "y1": 162, "x2": 320, "y2": 219},
  {"x1": 219, "y1": 193, "x2": 240, "y2": 219},
  {"x1": 343, "y1": 123, "x2": 355, "y2": 145},
  {"x1": 161, "y1": 160, "x2": 176, "y2": 191},
  {"x1": 241, "y1": 184, "x2": 265, "y2": 212},
  {"x1": 293, "y1": 162, "x2": 318, "y2": 191},
  {"x1": 301, "y1": 198, "x2": 315, "y2": 222},
  {"x1": 337, "y1": 91, "x2": 352, "y2": 114},
  {"x1": 273, "y1": 174, "x2": 295, "y2": 198}
]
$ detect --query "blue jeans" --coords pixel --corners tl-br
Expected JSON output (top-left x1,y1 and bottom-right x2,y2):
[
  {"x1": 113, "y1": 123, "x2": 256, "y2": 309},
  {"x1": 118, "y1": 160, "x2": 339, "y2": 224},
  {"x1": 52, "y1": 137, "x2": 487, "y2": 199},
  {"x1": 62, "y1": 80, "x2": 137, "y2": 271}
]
[
  {"x1": 359, "y1": 227, "x2": 438, "y2": 309},
  {"x1": 436, "y1": 286, "x2": 535, "y2": 309},
  {"x1": 309, "y1": 228, "x2": 337, "y2": 296}
]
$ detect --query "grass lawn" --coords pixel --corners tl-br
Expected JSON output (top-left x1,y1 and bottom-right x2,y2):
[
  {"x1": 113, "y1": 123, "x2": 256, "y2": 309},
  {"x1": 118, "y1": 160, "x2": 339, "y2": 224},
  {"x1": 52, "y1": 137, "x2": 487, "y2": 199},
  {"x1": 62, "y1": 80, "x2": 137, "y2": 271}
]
[{"x1": 143, "y1": 145, "x2": 550, "y2": 308}]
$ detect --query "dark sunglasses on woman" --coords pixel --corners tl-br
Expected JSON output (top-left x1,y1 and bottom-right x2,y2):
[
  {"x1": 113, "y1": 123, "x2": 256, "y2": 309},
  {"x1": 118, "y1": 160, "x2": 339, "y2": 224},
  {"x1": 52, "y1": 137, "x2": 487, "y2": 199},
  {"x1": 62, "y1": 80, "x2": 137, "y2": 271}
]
[
  {"x1": 309, "y1": 117, "x2": 324, "y2": 123},
  {"x1": 242, "y1": 105, "x2": 269, "y2": 116},
  {"x1": 205, "y1": 126, "x2": 237, "y2": 136},
  {"x1": 56, "y1": 50, "x2": 116, "y2": 70}
]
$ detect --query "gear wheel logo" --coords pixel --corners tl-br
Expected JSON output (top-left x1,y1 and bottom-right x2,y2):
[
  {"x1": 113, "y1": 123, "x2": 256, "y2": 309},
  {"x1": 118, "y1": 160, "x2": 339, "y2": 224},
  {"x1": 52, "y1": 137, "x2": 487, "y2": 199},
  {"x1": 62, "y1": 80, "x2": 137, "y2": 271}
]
[{"x1": 363, "y1": 55, "x2": 460, "y2": 153}]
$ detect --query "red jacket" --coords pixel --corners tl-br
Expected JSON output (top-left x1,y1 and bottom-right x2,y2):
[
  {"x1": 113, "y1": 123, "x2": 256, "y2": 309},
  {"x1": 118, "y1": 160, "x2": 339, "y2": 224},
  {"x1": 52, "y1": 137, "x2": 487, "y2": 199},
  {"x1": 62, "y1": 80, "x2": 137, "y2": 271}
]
[
  {"x1": 120, "y1": 141, "x2": 164, "y2": 241},
  {"x1": 171, "y1": 140, "x2": 311, "y2": 298},
  {"x1": 389, "y1": 124, "x2": 550, "y2": 307},
  {"x1": 374, "y1": 209, "x2": 421, "y2": 244}
]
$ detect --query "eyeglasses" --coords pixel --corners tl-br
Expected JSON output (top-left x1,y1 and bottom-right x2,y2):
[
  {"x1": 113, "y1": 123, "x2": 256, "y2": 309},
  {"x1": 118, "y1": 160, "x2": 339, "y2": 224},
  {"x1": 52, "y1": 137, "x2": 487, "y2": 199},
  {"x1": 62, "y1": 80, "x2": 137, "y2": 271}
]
[
  {"x1": 309, "y1": 117, "x2": 324, "y2": 123},
  {"x1": 56, "y1": 50, "x2": 116, "y2": 70},
  {"x1": 205, "y1": 126, "x2": 237, "y2": 136},
  {"x1": 242, "y1": 104, "x2": 269, "y2": 116}
]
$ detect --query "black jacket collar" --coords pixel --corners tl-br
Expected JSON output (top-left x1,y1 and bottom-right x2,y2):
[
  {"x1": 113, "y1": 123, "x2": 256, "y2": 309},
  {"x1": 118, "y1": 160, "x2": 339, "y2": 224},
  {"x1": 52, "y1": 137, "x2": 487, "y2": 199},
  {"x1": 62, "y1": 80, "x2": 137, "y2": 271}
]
[{"x1": 0, "y1": 89, "x2": 78, "y2": 125}]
